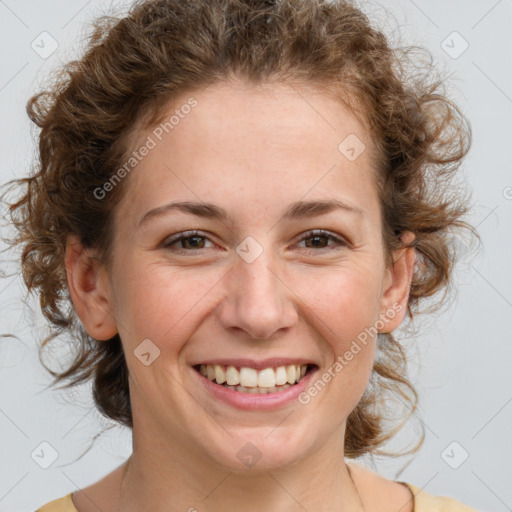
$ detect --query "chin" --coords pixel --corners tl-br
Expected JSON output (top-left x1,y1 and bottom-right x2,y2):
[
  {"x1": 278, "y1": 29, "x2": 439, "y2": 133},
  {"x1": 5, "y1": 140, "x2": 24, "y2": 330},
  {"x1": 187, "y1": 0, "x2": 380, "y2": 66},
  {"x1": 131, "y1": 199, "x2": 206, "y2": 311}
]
[{"x1": 205, "y1": 427, "x2": 317, "y2": 474}]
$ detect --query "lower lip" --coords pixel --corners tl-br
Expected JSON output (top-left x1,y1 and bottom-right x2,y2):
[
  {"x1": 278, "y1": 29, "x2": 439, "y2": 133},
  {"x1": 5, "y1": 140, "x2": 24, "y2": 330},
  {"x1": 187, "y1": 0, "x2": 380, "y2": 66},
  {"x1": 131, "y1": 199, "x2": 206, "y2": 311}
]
[{"x1": 193, "y1": 366, "x2": 319, "y2": 411}]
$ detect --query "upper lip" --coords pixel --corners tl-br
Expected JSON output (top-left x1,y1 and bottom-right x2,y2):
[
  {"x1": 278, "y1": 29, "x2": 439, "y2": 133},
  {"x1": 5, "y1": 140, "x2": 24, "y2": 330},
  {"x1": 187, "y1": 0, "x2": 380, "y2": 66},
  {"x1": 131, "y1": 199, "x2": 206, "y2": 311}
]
[{"x1": 192, "y1": 358, "x2": 317, "y2": 371}]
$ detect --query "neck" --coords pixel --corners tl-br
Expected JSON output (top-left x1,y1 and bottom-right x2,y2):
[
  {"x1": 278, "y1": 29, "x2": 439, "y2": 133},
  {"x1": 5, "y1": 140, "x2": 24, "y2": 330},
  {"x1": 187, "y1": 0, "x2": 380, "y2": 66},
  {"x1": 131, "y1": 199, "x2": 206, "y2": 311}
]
[{"x1": 114, "y1": 424, "x2": 366, "y2": 512}]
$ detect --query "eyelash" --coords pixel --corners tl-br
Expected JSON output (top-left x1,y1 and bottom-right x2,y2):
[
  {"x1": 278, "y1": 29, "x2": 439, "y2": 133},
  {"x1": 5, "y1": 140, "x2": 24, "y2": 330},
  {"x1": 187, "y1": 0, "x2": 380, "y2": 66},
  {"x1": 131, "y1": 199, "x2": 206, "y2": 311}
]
[{"x1": 162, "y1": 229, "x2": 348, "y2": 254}]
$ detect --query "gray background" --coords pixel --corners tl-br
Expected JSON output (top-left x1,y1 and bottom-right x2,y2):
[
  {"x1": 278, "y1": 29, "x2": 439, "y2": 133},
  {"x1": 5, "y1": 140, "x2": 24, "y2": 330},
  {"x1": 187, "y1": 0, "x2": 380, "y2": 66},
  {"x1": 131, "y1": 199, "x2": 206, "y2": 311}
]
[{"x1": 0, "y1": 0, "x2": 511, "y2": 511}]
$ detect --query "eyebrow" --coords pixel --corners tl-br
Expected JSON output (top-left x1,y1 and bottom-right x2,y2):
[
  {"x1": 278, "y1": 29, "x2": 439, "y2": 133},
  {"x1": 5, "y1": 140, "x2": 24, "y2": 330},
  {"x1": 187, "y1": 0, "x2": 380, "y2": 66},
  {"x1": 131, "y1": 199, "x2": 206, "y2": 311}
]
[{"x1": 138, "y1": 199, "x2": 364, "y2": 228}]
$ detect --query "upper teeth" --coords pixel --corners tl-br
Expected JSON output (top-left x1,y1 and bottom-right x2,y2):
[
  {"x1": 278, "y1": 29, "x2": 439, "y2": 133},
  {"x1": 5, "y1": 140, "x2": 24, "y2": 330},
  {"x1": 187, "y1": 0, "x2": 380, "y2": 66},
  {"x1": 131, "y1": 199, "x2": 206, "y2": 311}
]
[{"x1": 199, "y1": 364, "x2": 308, "y2": 387}]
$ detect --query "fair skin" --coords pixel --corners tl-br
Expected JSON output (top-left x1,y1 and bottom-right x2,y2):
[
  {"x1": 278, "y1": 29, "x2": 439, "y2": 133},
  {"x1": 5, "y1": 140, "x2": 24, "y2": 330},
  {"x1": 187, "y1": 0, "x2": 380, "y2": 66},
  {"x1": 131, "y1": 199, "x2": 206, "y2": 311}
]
[{"x1": 65, "y1": 79, "x2": 416, "y2": 512}]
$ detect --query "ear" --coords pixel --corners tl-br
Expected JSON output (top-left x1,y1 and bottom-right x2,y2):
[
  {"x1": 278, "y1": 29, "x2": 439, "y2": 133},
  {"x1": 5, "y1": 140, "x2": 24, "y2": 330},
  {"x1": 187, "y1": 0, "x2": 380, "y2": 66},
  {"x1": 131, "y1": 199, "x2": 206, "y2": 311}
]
[
  {"x1": 65, "y1": 234, "x2": 118, "y2": 340},
  {"x1": 378, "y1": 231, "x2": 416, "y2": 333}
]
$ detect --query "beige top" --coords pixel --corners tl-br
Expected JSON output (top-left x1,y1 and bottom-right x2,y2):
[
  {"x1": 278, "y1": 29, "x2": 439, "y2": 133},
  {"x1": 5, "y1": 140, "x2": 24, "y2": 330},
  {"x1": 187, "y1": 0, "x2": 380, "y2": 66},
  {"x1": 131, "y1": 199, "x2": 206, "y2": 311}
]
[{"x1": 35, "y1": 482, "x2": 479, "y2": 511}]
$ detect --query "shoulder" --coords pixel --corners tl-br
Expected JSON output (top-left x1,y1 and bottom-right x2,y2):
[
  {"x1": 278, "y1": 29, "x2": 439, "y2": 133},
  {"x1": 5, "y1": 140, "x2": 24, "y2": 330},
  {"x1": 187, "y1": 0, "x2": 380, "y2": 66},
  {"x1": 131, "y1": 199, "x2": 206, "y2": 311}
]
[
  {"x1": 347, "y1": 462, "x2": 478, "y2": 512},
  {"x1": 347, "y1": 461, "x2": 415, "y2": 512},
  {"x1": 35, "y1": 493, "x2": 78, "y2": 512},
  {"x1": 404, "y1": 482, "x2": 480, "y2": 512}
]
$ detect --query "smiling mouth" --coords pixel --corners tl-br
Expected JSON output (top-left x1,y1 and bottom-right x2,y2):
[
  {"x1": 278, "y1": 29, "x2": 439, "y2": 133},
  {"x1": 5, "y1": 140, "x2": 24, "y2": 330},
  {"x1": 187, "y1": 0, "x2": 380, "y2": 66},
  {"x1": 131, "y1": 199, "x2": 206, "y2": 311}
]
[{"x1": 193, "y1": 363, "x2": 317, "y2": 394}]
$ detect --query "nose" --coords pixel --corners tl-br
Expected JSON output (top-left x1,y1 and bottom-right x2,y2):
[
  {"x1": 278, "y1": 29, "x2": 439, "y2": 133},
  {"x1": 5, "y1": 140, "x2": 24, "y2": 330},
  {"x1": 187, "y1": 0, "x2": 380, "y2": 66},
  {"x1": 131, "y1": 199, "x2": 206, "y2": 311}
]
[{"x1": 217, "y1": 248, "x2": 298, "y2": 341}]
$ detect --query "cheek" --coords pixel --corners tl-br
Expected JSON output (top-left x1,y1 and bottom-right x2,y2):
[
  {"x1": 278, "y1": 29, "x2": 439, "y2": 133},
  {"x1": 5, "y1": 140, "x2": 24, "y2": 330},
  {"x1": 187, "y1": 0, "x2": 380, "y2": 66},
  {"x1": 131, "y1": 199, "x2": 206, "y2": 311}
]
[
  {"x1": 294, "y1": 263, "x2": 384, "y2": 343},
  {"x1": 111, "y1": 249, "x2": 385, "y2": 367},
  {"x1": 111, "y1": 260, "x2": 223, "y2": 349},
  {"x1": 292, "y1": 265, "x2": 381, "y2": 396}
]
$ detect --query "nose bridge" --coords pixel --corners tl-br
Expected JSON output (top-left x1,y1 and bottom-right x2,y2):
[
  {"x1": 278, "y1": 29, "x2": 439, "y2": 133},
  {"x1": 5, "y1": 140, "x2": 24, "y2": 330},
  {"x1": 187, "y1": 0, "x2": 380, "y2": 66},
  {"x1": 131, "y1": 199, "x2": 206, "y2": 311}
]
[{"x1": 219, "y1": 242, "x2": 297, "y2": 340}]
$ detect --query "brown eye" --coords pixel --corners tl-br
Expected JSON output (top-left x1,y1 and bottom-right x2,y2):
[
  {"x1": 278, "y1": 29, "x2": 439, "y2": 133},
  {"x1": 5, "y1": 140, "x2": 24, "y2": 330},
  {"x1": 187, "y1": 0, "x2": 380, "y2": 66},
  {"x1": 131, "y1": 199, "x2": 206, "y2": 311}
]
[
  {"x1": 304, "y1": 234, "x2": 330, "y2": 248},
  {"x1": 163, "y1": 230, "x2": 214, "y2": 251},
  {"x1": 297, "y1": 230, "x2": 347, "y2": 251},
  {"x1": 179, "y1": 235, "x2": 206, "y2": 249}
]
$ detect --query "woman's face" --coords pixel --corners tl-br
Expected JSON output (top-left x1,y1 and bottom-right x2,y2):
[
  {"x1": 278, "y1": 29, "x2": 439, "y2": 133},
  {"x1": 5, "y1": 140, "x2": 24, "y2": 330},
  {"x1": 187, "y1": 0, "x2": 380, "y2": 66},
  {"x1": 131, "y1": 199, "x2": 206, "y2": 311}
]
[{"x1": 82, "y1": 79, "x2": 413, "y2": 472}]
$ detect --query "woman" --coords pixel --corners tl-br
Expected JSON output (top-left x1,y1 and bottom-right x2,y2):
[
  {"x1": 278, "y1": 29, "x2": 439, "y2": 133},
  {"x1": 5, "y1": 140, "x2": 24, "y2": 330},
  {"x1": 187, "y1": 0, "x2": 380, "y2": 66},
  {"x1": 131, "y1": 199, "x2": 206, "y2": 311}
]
[{"x1": 6, "y1": 0, "x2": 478, "y2": 510}]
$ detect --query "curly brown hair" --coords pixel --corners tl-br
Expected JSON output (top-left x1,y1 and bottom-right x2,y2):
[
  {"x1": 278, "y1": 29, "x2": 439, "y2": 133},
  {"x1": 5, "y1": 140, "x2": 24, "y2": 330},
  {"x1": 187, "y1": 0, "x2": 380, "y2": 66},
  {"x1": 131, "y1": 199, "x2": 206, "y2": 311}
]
[{"x1": 3, "y1": 0, "x2": 475, "y2": 458}]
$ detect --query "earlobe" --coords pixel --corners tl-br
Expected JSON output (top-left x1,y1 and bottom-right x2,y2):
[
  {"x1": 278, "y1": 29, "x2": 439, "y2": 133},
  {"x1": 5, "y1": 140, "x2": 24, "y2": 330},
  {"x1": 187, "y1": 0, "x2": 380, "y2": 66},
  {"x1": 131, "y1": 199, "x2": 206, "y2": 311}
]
[
  {"x1": 378, "y1": 231, "x2": 416, "y2": 333},
  {"x1": 65, "y1": 235, "x2": 118, "y2": 340}
]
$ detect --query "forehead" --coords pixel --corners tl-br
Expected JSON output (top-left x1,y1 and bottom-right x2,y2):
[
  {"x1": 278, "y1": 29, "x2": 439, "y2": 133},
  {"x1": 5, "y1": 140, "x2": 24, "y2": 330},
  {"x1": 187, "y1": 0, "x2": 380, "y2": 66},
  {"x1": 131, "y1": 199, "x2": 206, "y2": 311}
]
[
  {"x1": 114, "y1": 79, "x2": 380, "y2": 229},
  {"x1": 150, "y1": 79, "x2": 369, "y2": 149}
]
